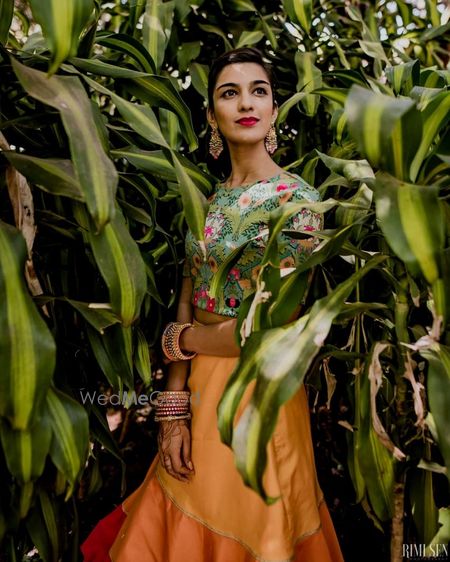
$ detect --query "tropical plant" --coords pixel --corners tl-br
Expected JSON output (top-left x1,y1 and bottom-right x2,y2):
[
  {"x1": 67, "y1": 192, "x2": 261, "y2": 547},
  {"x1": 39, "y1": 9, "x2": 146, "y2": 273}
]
[{"x1": 0, "y1": 1, "x2": 449, "y2": 561}]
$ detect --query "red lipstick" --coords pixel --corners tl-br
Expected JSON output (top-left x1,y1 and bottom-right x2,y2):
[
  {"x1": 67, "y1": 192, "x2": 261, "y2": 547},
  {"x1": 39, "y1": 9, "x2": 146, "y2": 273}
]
[{"x1": 236, "y1": 117, "x2": 259, "y2": 126}]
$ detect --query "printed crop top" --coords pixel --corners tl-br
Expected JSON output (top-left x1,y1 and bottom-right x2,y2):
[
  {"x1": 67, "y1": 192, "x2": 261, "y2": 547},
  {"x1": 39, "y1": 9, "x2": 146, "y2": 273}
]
[{"x1": 182, "y1": 171, "x2": 323, "y2": 318}]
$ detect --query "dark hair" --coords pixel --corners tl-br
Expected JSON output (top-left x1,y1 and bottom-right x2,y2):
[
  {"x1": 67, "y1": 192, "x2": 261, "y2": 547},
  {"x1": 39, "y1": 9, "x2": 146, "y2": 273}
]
[{"x1": 207, "y1": 47, "x2": 278, "y2": 111}]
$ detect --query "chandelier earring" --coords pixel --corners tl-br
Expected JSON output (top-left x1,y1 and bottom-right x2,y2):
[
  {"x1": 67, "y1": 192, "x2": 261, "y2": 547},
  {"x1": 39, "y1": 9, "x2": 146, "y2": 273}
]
[
  {"x1": 264, "y1": 119, "x2": 278, "y2": 155},
  {"x1": 209, "y1": 124, "x2": 223, "y2": 159}
]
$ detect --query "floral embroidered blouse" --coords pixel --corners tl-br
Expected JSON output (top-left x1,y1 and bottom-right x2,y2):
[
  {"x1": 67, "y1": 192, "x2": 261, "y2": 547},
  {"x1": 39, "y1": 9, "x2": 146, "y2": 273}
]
[{"x1": 182, "y1": 171, "x2": 323, "y2": 318}]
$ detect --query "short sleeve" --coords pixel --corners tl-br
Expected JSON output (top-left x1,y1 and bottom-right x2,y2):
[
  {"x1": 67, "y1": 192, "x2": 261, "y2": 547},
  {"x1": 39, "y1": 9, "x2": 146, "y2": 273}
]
[
  {"x1": 279, "y1": 182, "x2": 323, "y2": 267},
  {"x1": 182, "y1": 256, "x2": 191, "y2": 277}
]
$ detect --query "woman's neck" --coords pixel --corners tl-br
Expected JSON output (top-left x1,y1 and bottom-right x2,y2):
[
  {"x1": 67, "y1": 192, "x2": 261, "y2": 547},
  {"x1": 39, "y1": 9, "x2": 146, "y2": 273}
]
[{"x1": 225, "y1": 142, "x2": 283, "y2": 188}]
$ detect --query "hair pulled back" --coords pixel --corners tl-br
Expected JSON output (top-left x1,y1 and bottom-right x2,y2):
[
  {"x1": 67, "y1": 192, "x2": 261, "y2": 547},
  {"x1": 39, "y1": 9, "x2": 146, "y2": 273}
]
[{"x1": 207, "y1": 47, "x2": 278, "y2": 111}]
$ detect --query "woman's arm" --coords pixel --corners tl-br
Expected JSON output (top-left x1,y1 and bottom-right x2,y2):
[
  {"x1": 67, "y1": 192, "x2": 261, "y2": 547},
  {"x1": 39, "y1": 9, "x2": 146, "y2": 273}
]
[
  {"x1": 180, "y1": 318, "x2": 241, "y2": 358},
  {"x1": 164, "y1": 276, "x2": 194, "y2": 390}
]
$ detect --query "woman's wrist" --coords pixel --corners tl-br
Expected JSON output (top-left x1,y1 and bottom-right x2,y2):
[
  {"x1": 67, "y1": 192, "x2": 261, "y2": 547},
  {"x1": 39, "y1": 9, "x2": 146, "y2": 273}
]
[{"x1": 179, "y1": 325, "x2": 196, "y2": 354}]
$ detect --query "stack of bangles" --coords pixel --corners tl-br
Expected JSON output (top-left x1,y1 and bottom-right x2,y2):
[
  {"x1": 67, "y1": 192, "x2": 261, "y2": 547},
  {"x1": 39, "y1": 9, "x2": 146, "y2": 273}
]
[
  {"x1": 154, "y1": 390, "x2": 191, "y2": 422},
  {"x1": 161, "y1": 321, "x2": 197, "y2": 362}
]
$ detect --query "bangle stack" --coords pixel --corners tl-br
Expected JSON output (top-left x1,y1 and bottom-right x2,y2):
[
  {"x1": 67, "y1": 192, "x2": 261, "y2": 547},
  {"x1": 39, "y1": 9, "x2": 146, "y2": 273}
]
[
  {"x1": 154, "y1": 390, "x2": 192, "y2": 422},
  {"x1": 161, "y1": 322, "x2": 197, "y2": 362}
]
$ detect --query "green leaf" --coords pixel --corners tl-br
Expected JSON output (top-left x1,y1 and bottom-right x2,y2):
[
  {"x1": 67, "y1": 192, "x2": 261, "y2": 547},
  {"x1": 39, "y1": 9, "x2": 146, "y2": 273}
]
[
  {"x1": 134, "y1": 328, "x2": 152, "y2": 388},
  {"x1": 97, "y1": 32, "x2": 156, "y2": 73},
  {"x1": 189, "y1": 62, "x2": 209, "y2": 100},
  {"x1": 113, "y1": 147, "x2": 212, "y2": 193},
  {"x1": 345, "y1": 85, "x2": 422, "y2": 181},
  {"x1": 83, "y1": 76, "x2": 169, "y2": 148},
  {"x1": 87, "y1": 206, "x2": 147, "y2": 327},
  {"x1": 65, "y1": 299, "x2": 120, "y2": 333},
  {"x1": 0, "y1": 416, "x2": 51, "y2": 483},
  {"x1": 122, "y1": 75, "x2": 198, "y2": 151},
  {"x1": 217, "y1": 254, "x2": 386, "y2": 502},
  {"x1": 409, "y1": 468, "x2": 439, "y2": 545},
  {"x1": 295, "y1": 51, "x2": 322, "y2": 116},
  {"x1": 0, "y1": 221, "x2": 55, "y2": 430},
  {"x1": 276, "y1": 91, "x2": 307, "y2": 124},
  {"x1": 46, "y1": 386, "x2": 89, "y2": 498},
  {"x1": 197, "y1": 23, "x2": 232, "y2": 50},
  {"x1": 235, "y1": 30, "x2": 265, "y2": 48},
  {"x1": 26, "y1": 487, "x2": 60, "y2": 561},
  {"x1": 421, "y1": 344, "x2": 450, "y2": 483},
  {"x1": 229, "y1": 0, "x2": 257, "y2": 11},
  {"x1": 0, "y1": 0, "x2": 13, "y2": 44},
  {"x1": 69, "y1": 57, "x2": 149, "y2": 79},
  {"x1": 312, "y1": 87, "x2": 348, "y2": 105},
  {"x1": 29, "y1": 0, "x2": 94, "y2": 74},
  {"x1": 410, "y1": 91, "x2": 450, "y2": 182},
  {"x1": 357, "y1": 345, "x2": 395, "y2": 522},
  {"x1": 142, "y1": 0, "x2": 175, "y2": 71},
  {"x1": 283, "y1": 0, "x2": 313, "y2": 34},
  {"x1": 170, "y1": 151, "x2": 208, "y2": 251},
  {"x1": 11, "y1": 57, "x2": 118, "y2": 230},
  {"x1": 372, "y1": 172, "x2": 445, "y2": 283},
  {"x1": 385, "y1": 60, "x2": 420, "y2": 95},
  {"x1": 3, "y1": 152, "x2": 84, "y2": 201},
  {"x1": 87, "y1": 324, "x2": 134, "y2": 390}
]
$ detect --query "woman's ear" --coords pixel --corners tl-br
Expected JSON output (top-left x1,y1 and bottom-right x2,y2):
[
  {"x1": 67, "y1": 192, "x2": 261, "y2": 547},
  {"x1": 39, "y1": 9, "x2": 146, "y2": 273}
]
[
  {"x1": 272, "y1": 102, "x2": 278, "y2": 123},
  {"x1": 207, "y1": 107, "x2": 216, "y2": 128}
]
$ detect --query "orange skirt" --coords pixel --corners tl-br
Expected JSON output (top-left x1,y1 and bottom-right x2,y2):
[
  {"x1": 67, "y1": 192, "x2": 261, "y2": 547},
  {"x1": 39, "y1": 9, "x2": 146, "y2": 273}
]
[{"x1": 81, "y1": 347, "x2": 344, "y2": 562}]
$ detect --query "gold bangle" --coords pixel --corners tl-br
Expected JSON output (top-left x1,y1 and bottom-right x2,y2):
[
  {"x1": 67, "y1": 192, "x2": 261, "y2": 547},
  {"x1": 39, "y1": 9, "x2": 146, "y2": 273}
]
[
  {"x1": 161, "y1": 322, "x2": 197, "y2": 361},
  {"x1": 154, "y1": 413, "x2": 192, "y2": 422}
]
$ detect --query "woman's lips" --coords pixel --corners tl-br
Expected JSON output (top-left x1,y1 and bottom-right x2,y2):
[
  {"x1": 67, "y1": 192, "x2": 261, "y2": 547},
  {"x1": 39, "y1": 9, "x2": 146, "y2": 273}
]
[{"x1": 236, "y1": 118, "x2": 259, "y2": 126}]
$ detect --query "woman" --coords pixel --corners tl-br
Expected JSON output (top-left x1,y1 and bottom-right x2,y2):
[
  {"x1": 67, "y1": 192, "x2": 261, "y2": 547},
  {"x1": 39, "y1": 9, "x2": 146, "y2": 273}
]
[{"x1": 81, "y1": 47, "x2": 344, "y2": 562}]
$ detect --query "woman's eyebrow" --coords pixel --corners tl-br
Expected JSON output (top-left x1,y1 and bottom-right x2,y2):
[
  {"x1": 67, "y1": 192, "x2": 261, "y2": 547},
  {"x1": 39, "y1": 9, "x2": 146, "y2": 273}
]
[{"x1": 216, "y1": 79, "x2": 270, "y2": 91}]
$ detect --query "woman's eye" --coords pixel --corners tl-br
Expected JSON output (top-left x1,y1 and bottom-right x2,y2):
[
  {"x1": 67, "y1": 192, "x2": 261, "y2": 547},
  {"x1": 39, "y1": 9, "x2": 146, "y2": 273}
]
[
  {"x1": 222, "y1": 89, "x2": 237, "y2": 98},
  {"x1": 255, "y1": 87, "x2": 268, "y2": 95}
]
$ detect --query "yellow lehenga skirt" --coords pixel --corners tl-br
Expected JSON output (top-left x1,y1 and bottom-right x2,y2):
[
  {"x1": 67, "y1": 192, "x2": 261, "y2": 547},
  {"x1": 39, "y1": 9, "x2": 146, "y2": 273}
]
[{"x1": 81, "y1": 327, "x2": 344, "y2": 562}]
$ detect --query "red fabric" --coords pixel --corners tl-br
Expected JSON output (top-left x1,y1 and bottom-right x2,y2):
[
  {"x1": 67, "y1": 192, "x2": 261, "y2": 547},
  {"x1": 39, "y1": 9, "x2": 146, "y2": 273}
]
[
  {"x1": 80, "y1": 475, "x2": 343, "y2": 562},
  {"x1": 81, "y1": 505, "x2": 126, "y2": 562}
]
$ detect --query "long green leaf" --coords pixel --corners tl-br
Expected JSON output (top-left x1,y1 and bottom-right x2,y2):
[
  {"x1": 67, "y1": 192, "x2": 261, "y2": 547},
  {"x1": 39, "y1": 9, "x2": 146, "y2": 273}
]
[
  {"x1": 11, "y1": 57, "x2": 118, "y2": 230},
  {"x1": 170, "y1": 151, "x2": 208, "y2": 251},
  {"x1": 372, "y1": 172, "x2": 444, "y2": 283},
  {"x1": 46, "y1": 386, "x2": 89, "y2": 498},
  {"x1": 3, "y1": 152, "x2": 84, "y2": 201},
  {"x1": 142, "y1": 0, "x2": 174, "y2": 71},
  {"x1": 0, "y1": 220, "x2": 55, "y2": 430},
  {"x1": 0, "y1": 0, "x2": 13, "y2": 44},
  {"x1": 345, "y1": 85, "x2": 422, "y2": 181},
  {"x1": 87, "y1": 206, "x2": 147, "y2": 326},
  {"x1": 86, "y1": 324, "x2": 134, "y2": 389},
  {"x1": 357, "y1": 345, "x2": 395, "y2": 521},
  {"x1": 29, "y1": 0, "x2": 94, "y2": 74},
  {"x1": 121, "y1": 75, "x2": 198, "y2": 151},
  {"x1": 217, "y1": 254, "x2": 386, "y2": 502},
  {"x1": 421, "y1": 344, "x2": 450, "y2": 483},
  {"x1": 97, "y1": 32, "x2": 156, "y2": 73},
  {"x1": 295, "y1": 51, "x2": 322, "y2": 116},
  {"x1": 113, "y1": 147, "x2": 212, "y2": 193},
  {"x1": 283, "y1": 0, "x2": 313, "y2": 34},
  {"x1": 0, "y1": 416, "x2": 51, "y2": 483},
  {"x1": 410, "y1": 91, "x2": 450, "y2": 182},
  {"x1": 83, "y1": 75, "x2": 169, "y2": 148}
]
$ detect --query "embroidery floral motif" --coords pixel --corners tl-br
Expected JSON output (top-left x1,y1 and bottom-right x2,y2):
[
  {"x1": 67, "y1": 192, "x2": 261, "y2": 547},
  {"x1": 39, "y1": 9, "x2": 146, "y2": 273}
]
[{"x1": 183, "y1": 173, "x2": 323, "y2": 317}]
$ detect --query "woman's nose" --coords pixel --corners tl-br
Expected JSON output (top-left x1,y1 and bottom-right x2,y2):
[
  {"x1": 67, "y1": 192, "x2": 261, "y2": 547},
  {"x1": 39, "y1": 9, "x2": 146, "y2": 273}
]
[{"x1": 238, "y1": 91, "x2": 253, "y2": 111}]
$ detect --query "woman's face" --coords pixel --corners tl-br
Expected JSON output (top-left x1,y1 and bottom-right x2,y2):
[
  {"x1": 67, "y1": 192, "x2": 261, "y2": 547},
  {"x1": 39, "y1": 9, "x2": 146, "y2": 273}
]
[{"x1": 207, "y1": 62, "x2": 277, "y2": 149}]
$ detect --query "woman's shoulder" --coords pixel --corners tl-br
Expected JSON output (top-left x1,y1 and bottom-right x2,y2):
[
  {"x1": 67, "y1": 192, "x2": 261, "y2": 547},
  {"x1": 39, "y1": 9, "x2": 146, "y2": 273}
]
[{"x1": 269, "y1": 171, "x2": 321, "y2": 202}]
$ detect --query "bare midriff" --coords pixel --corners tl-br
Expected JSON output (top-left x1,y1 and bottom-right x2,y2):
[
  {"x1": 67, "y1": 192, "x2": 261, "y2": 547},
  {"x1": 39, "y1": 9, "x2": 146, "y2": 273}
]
[{"x1": 193, "y1": 307, "x2": 233, "y2": 325}]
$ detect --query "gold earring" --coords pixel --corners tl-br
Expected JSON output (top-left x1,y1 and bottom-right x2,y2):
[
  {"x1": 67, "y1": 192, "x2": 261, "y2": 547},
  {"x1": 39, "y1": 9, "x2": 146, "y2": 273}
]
[
  {"x1": 209, "y1": 125, "x2": 223, "y2": 159},
  {"x1": 265, "y1": 120, "x2": 277, "y2": 155}
]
